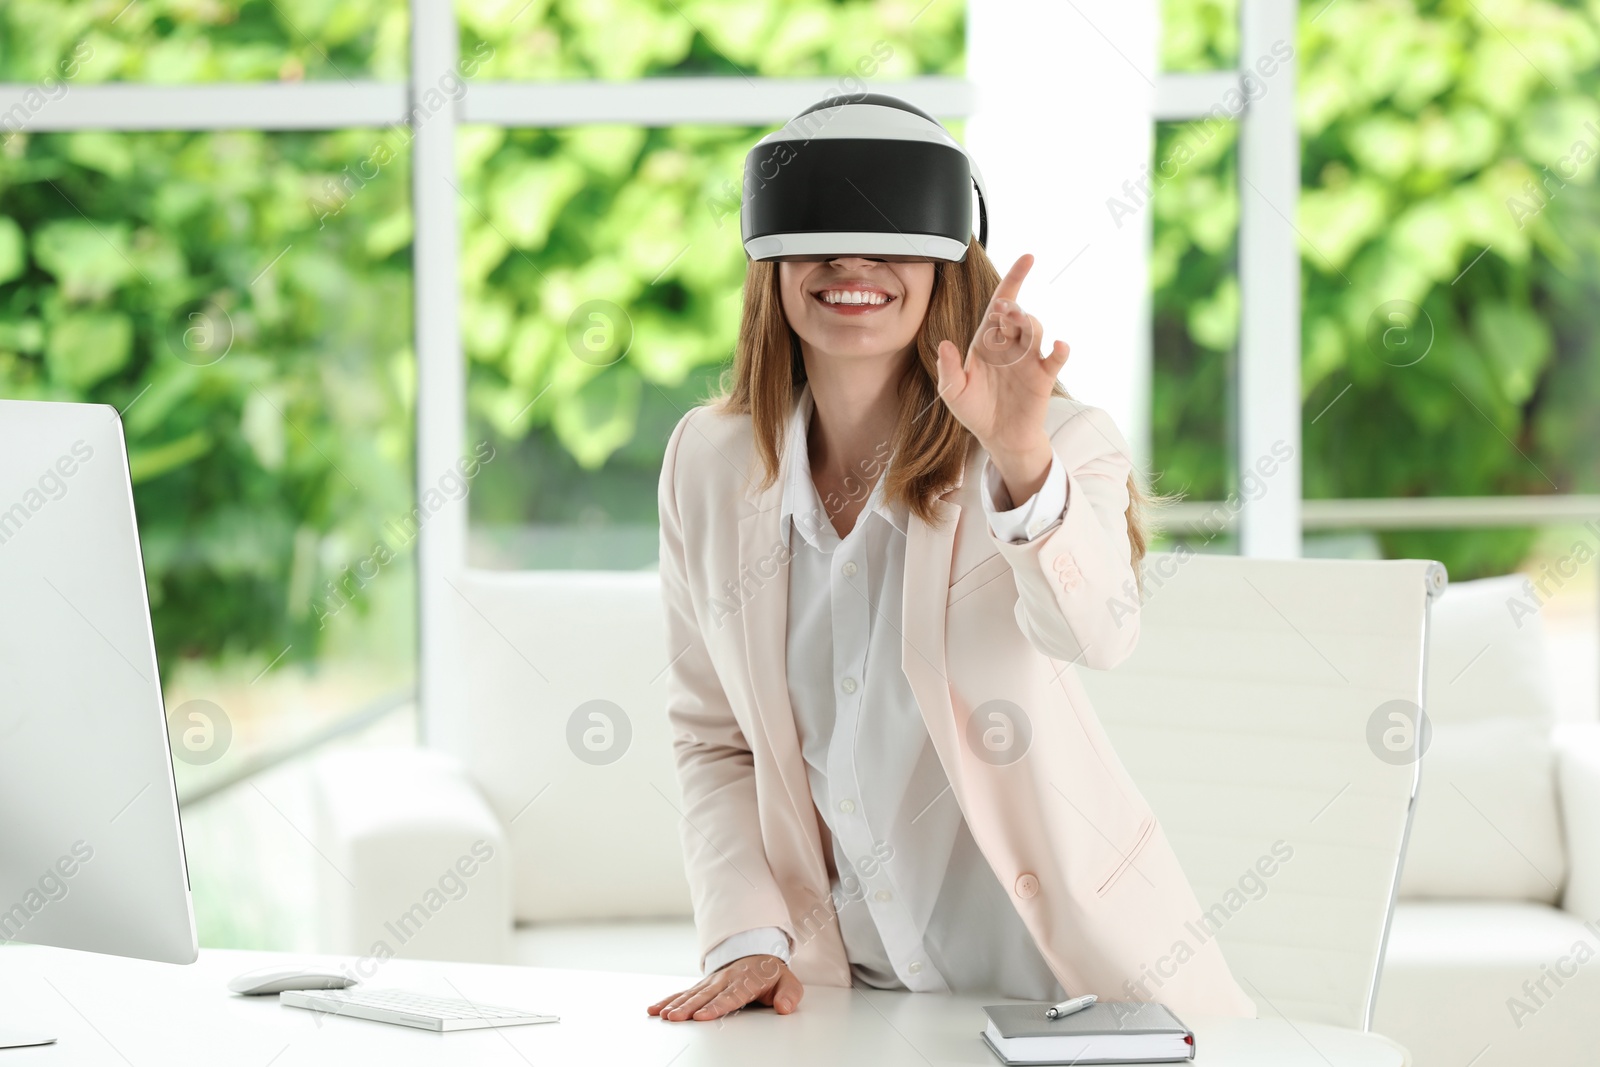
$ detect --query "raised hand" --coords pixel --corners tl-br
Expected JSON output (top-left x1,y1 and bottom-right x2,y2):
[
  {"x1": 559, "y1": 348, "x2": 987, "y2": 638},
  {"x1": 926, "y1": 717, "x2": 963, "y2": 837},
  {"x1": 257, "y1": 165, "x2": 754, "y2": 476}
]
[{"x1": 935, "y1": 253, "x2": 1069, "y2": 504}]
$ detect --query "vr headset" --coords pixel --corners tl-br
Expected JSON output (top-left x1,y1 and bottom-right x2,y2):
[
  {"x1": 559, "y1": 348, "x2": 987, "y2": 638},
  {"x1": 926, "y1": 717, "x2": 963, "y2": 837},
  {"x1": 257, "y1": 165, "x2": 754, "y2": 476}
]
[{"x1": 739, "y1": 92, "x2": 989, "y2": 264}]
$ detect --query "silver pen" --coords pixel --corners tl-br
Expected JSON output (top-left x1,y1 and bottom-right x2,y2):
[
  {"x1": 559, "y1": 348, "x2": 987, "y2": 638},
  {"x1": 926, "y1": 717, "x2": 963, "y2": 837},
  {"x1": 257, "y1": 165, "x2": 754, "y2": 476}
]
[{"x1": 1044, "y1": 994, "x2": 1097, "y2": 1020}]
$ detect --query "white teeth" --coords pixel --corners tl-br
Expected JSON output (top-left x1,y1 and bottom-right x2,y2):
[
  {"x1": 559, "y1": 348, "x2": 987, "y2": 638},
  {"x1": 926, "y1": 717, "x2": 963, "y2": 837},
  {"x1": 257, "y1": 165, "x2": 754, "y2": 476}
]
[{"x1": 820, "y1": 290, "x2": 889, "y2": 306}]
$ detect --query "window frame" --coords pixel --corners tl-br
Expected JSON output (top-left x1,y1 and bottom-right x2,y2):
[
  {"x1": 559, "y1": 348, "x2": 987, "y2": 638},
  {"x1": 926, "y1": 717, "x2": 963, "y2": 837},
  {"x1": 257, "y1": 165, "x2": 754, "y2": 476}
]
[{"x1": 0, "y1": 0, "x2": 1302, "y2": 743}]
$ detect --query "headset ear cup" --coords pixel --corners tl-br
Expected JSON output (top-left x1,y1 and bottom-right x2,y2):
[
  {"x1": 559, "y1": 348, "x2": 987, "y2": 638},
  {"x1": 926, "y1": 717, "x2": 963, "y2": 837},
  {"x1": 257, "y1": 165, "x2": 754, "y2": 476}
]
[
  {"x1": 976, "y1": 180, "x2": 988, "y2": 249},
  {"x1": 967, "y1": 155, "x2": 989, "y2": 249}
]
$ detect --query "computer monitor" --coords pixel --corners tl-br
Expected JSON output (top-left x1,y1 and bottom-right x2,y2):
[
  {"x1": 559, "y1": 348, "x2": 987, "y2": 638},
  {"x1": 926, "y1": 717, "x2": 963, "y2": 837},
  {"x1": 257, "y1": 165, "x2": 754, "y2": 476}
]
[{"x1": 0, "y1": 399, "x2": 196, "y2": 1049}]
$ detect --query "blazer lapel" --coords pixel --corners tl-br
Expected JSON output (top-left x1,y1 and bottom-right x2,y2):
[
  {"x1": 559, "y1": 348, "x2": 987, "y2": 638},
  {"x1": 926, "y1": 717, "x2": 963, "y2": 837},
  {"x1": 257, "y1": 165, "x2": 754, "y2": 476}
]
[{"x1": 738, "y1": 472, "x2": 830, "y2": 888}]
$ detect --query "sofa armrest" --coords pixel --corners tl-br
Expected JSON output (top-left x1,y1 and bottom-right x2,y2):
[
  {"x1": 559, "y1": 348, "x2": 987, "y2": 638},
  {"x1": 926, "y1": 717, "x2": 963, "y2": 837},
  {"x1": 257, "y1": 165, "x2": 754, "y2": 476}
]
[
  {"x1": 1555, "y1": 722, "x2": 1600, "y2": 923},
  {"x1": 311, "y1": 746, "x2": 512, "y2": 964}
]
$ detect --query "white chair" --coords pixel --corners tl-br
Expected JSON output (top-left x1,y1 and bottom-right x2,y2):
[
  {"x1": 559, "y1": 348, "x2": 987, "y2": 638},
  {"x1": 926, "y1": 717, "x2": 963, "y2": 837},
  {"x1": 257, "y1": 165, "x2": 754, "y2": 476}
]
[
  {"x1": 310, "y1": 554, "x2": 1594, "y2": 1065},
  {"x1": 1079, "y1": 552, "x2": 1443, "y2": 1032}
]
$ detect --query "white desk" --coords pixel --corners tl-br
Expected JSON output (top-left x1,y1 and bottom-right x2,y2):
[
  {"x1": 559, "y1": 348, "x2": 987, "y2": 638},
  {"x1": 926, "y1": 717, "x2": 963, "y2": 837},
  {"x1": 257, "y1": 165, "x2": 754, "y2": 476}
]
[{"x1": 0, "y1": 946, "x2": 1410, "y2": 1066}]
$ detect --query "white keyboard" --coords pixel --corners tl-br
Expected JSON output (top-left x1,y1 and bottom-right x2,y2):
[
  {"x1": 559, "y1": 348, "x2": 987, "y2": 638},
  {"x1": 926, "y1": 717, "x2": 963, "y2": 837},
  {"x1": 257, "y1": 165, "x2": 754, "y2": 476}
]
[{"x1": 279, "y1": 987, "x2": 560, "y2": 1032}]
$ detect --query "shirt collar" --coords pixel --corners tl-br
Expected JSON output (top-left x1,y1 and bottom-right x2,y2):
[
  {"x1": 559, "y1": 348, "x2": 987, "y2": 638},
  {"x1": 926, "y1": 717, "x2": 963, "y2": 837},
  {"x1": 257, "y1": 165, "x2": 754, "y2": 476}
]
[{"x1": 778, "y1": 382, "x2": 908, "y2": 549}]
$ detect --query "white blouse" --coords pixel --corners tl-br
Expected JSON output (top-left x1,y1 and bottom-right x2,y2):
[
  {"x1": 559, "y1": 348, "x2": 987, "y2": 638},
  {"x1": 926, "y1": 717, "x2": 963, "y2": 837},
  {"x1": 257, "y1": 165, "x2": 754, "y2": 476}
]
[{"x1": 702, "y1": 383, "x2": 1071, "y2": 1001}]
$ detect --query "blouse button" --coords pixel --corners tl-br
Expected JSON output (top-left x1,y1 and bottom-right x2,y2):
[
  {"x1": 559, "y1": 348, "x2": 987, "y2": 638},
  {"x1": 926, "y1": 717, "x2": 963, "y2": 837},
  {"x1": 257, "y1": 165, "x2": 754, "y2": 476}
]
[
  {"x1": 874, "y1": 889, "x2": 893, "y2": 903},
  {"x1": 838, "y1": 798, "x2": 856, "y2": 814},
  {"x1": 1014, "y1": 873, "x2": 1040, "y2": 899},
  {"x1": 841, "y1": 676, "x2": 858, "y2": 694},
  {"x1": 907, "y1": 961, "x2": 923, "y2": 975},
  {"x1": 841, "y1": 560, "x2": 859, "y2": 577}
]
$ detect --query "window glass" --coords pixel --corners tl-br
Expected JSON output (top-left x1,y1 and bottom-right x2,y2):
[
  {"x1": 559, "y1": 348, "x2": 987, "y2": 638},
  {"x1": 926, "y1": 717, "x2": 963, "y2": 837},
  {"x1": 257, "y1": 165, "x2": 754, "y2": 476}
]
[
  {"x1": 0, "y1": 0, "x2": 408, "y2": 83},
  {"x1": 1298, "y1": 3, "x2": 1600, "y2": 577},
  {"x1": 1149, "y1": 118, "x2": 1239, "y2": 551},
  {"x1": 0, "y1": 129, "x2": 417, "y2": 945},
  {"x1": 460, "y1": 121, "x2": 761, "y2": 570},
  {"x1": 1160, "y1": 0, "x2": 1237, "y2": 73},
  {"x1": 457, "y1": 0, "x2": 965, "y2": 80}
]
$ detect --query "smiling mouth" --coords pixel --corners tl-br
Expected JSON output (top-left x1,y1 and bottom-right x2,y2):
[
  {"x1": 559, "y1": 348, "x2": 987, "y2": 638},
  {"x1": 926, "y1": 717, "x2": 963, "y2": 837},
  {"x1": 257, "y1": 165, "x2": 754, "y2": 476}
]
[{"x1": 812, "y1": 289, "x2": 897, "y2": 314}]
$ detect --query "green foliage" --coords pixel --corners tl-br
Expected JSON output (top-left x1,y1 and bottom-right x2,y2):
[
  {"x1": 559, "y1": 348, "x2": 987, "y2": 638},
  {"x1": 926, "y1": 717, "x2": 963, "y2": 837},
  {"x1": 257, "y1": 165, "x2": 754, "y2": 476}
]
[
  {"x1": 0, "y1": 129, "x2": 415, "y2": 675},
  {"x1": 458, "y1": 0, "x2": 966, "y2": 79},
  {"x1": 1157, "y1": 0, "x2": 1600, "y2": 579},
  {"x1": 16, "y1": 0, "x2": 1589, "y2": 674},
  {"x1": 1161, "y1": 0, "x2": 1238, "y2": 72},
  {"x1": 0, "y1": 0, "x2": 408, "y2": 82},
  {"x1": 1150, "y1": 118, "x2": 1240, "y2": 506},
  {"x1": 0, "y1": 0, "x2": 966, "y2": 665},
  {"x1": 457, "y1": 5, "x2": 967, "y2": 548}
]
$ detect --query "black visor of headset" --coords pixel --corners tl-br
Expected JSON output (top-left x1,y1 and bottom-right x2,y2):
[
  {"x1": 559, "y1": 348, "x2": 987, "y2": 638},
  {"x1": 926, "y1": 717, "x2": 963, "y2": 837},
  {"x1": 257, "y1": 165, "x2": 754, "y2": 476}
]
[{"x1": 739, "y1": 93, "x2": 988, "y2": 263}]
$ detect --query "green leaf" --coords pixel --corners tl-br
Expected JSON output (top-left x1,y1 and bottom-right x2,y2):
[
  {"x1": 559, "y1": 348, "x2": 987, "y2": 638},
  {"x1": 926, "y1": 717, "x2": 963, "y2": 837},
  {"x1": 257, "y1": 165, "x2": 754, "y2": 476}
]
[
  {"x1": 551, "y1": 368, "x2": 641, "y2": 469},
  {"x1": 1471, "y1": 302, "x2": 1551, "y2": 405},
  {"x1": 1188, "y1": 276, "x2": 1239, "y2": 352},
  {"x1": 1346, "y1": 114, "x2": 1417, "y2": 180},
  {"x1": 560, "y1": 125, "x2": 648, "y2": 180},
  {"x1": 44, "y1": 311, "x2": 133, "y2": 390},
  {"x1": 486, "y1": 156, "x2": 586, "y2": 250},
  {"x1": 0, "y1": 216, "x2": 24, "y2": 285},
  {"x1": 1299, "y1": 178, "x2": 1389, "y2": 272},
  {"x1": 32, "y1": 219, "x2": 135, "y2": 301},
  {"x1": 128, "y1": 430, "x2": 212, "y2": 484},
  {"x1": 65, "y1": 131, "x2": 135, "y2": 178}
]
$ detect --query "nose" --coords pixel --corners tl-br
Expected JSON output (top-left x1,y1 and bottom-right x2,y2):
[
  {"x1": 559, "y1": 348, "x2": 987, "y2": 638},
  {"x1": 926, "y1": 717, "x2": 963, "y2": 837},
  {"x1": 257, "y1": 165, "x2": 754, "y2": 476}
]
[{"x1": 827, "y1": 255, "x2": 884, "y2": 268}]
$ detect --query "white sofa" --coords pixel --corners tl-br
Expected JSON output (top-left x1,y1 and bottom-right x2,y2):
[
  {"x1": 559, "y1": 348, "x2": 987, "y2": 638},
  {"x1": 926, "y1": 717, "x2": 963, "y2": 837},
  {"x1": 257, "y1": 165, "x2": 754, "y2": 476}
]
[
  {"x1": 311, "y1": 565, "x2": 1600, "y2": 1063},
  {"x1": 1369, "y1": 575, "x2": 1600, "y2": 1067}
]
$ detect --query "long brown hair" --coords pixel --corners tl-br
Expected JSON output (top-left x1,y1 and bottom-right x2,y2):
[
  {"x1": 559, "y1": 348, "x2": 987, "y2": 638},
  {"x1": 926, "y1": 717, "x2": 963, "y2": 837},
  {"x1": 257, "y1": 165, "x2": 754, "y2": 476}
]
[{"x1": 712, "y1": 238, "x2": 1164, "y2": 580}]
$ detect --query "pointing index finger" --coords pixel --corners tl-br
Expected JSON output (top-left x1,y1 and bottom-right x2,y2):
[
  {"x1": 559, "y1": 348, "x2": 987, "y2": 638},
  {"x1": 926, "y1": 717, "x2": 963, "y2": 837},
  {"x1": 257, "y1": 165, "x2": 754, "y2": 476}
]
[{"x1": 991, "y1": 253, "x2": 1035, "y2": 306}]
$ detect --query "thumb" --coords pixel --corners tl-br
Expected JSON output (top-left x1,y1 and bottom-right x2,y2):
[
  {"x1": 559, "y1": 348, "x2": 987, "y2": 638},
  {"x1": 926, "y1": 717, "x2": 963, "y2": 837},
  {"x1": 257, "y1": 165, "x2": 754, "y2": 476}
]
[
  {"x1": 936, "y1": 339, "x2": 965, "y2": 399},
  {"x1": 769, "y1": 968, "x2": 804, "y2": 1014}
]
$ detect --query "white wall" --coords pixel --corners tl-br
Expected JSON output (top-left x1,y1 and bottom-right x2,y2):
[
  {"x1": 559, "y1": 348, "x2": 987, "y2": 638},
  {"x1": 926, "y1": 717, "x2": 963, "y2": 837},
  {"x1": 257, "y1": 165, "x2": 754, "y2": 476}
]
[{"x1": 966, "y1": 0, "x2": 1158, "y2": 471}]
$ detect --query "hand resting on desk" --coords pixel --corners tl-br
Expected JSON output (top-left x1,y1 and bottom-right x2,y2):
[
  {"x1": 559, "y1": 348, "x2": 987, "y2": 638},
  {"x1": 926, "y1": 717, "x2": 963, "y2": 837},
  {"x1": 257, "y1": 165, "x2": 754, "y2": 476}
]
[{"x1": 647, "y1": 954, "x2": 803, "y2": 1022}]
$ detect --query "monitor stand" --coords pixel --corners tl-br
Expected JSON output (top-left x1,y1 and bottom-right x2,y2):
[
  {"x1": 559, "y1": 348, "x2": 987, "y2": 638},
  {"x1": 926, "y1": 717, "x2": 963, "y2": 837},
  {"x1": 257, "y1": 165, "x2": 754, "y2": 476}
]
[{"x1": 0, "y1": 1027, "x2": 56, "y2": 1049}]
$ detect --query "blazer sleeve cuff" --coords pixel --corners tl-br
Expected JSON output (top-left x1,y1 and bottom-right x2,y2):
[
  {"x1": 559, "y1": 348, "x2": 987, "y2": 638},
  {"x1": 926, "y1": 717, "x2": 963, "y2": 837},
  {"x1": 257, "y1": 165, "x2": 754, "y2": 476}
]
[
  {"x1": 982, "y1": 448, "x2": 1069, "y2": 545},
  {"x1": 702, "y1": 926, "x2": 793, "y2": 975}
]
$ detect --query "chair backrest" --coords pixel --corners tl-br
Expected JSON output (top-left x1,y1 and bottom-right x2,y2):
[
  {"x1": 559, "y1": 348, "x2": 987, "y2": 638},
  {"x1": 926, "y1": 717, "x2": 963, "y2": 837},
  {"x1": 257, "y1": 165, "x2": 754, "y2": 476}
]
[
  {"x1": 453, "y1": 568, "x2": 692, "y2": 926},
  {"x1": 1079, "y1": 551, "x2": 1443, "y2": 1032}
]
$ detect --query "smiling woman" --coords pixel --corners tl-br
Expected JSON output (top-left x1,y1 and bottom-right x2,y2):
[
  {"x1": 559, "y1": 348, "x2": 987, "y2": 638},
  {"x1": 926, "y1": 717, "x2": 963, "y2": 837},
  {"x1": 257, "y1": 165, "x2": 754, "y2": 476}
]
[{"x1": 646, "y1": 94, "x2": 1248, "y2": 1025}]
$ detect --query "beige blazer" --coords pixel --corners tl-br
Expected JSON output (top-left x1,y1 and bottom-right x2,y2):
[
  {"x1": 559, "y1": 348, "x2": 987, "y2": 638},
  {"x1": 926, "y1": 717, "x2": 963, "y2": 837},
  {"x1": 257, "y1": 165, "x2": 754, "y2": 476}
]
[{"x1": 657, "y1": 391, "x2": 1256, "y2": 1018}]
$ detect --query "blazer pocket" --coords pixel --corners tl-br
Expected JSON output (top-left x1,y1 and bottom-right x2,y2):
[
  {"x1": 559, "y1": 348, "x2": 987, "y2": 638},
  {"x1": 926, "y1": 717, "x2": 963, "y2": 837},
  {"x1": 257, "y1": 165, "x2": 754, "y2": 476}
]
[
  {"x1": 946, "y1": 551, "x2": 1014, "y2": 606},
  {"x1": 1095, "y1": 814, "x2": 1157, "y2": 897}
]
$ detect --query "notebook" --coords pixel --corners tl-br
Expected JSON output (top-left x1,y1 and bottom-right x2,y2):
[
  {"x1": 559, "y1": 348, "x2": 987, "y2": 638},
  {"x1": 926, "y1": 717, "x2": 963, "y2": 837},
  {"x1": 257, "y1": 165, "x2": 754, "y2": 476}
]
[{"x1": 980, "y1": 1001, "x2": 1196, "y2": 1065}]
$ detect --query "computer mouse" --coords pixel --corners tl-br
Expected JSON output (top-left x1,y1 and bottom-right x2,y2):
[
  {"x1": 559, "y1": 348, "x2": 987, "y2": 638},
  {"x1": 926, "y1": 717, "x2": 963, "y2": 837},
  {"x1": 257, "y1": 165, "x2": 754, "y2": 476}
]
[{"x1": 228, "y1": 965, "x2": 358, "y2": 996}]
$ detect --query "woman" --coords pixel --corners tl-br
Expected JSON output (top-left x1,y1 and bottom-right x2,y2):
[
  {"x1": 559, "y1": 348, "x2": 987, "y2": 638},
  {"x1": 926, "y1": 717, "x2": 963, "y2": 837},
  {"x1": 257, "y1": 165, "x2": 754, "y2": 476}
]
[{"x1": 646, "y1": 240, "x2": 1254, "y2": 1022}]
